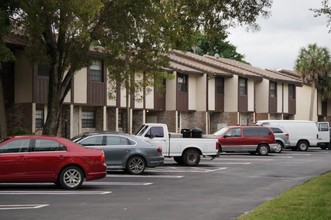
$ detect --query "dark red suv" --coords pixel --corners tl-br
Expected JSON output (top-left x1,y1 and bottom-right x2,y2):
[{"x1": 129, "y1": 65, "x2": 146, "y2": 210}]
[{"x1": 215, "y1": 126, "x2": 277, "y2": 156}]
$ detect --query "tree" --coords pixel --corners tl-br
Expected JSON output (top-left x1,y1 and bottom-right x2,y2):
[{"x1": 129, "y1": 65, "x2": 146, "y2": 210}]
[
  {"x1": 0, "y1": 0, "x2": 16, "y2": 138},
  {"x1": 6, "y1": 0, "x2": 272, "y2": 135},
  {"x1": 177, "y1": 32, "x2": 249, "y2": 63},
  {"x1": 313, "y1": 0, "x2": 331, "y2": 32},
  {"x1": 295, "y1": 43, "x2": 331, "y2": 120}
]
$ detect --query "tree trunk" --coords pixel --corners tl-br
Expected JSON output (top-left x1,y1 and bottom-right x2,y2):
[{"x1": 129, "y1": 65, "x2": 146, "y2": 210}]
[
  {"x1": 309, "y1": 82, "x2": 316, "y2": 121},
  {"x1": 0, "y1": 76, "x2": 7, "y2": 138}
]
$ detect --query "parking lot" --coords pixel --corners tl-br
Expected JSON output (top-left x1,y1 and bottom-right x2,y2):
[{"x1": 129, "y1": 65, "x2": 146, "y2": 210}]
[{"x1": 1, "y1": 149, "x2": 331, "y2": 220}]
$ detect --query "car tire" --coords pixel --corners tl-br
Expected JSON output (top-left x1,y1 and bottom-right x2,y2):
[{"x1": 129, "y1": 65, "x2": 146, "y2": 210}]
[
  {"x1": 297, "y1": 140, "x2": 309, "y2": 151},
  {"x1": 126, "y1": 156, "x2": 146, "y2": 175},
  {"x1": 182, "y1": 149, "x2": 200, "y2": 166},
  {"x1": 58, "y1": 166, "x2": 84, "y2": 190},
  {"x1": 275, "y1": 141, "x2": 283, "y2": 153},
  {"x1": 173, "y1": 156, "x2": 184, "y2": 165},
  {"x1": 257, "y1": 144, "x2": 269, "y2": 156}
]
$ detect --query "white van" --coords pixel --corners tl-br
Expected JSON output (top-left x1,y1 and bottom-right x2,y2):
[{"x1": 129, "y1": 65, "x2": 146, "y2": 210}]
[{"x1": 255, "y1": 120, "x2": 330, "y2": 151}]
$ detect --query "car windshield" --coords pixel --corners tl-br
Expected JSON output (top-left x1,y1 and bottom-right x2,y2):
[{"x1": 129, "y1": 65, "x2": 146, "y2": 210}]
[
  {"x1": 213, "y1": 127, "x2": 228, "y2": 136},
  {"x1": 70, "y1": 134, "x2": 88, "y2": 143},
  {"x1": 135, "y1": 125, "x2": 149, "y2": 136}
]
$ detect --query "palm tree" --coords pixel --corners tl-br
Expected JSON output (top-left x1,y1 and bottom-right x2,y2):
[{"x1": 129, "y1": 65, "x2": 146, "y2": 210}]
[{"x1": 295, "y1": 43, "x2": 331, "y2": 121}]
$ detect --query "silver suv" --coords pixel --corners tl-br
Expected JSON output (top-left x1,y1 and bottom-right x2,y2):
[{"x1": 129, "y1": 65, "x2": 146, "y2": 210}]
[{"x1": 268, "y1": 126, "x2": 290, "y2": 153}]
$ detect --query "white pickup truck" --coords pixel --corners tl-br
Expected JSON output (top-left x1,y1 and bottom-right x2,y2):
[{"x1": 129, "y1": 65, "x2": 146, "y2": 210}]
[{"x1": 135, "y1": 123, "x2": 219, "y2": 166}]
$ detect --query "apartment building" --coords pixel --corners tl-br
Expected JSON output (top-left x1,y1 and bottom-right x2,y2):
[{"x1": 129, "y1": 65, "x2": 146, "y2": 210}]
[{"x1": 2, "y1": 38, "x2": 323, "y2": 138}]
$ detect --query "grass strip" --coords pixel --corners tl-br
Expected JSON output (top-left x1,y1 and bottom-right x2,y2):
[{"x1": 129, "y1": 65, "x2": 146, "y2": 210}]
[{"x1": 237, "y1": 171, "x2": 331, "y2": 220}]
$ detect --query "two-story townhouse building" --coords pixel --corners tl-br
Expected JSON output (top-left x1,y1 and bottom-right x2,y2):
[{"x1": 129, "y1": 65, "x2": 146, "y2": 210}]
[{"x1": 1, "y1": 35, "x2": 326, "y2": 138}]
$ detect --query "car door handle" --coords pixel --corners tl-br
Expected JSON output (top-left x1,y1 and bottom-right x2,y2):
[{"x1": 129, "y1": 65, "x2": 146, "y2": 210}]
[{"x1": 124, "y1": 149, "x2": 131, "y2": 152}]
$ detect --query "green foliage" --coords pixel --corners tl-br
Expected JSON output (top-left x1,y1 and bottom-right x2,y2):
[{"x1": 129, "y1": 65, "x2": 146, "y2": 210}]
[
  {"x1": 177, "y1": 32, "x2": 249, "y2": 64},
  {"x1": 8, "y1": 127, "x2": 32, "y2": 135},
  {"x1": 5, "y1": 0, "x2": 272, "y2": 135},
  {"x1": 295, "y1": 43, "x2": 331, "y2": 85},
  {"x1": 237, "y1": 172, "x2": 331, "y2": 220}
]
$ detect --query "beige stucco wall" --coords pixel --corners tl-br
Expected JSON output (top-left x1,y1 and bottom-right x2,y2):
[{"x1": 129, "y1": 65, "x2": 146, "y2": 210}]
[
  {"x1": 224, "y1": 75, "x2": 238, "y2": 112},
  {"x1": 283, "y1": 84, "x2": 289, "y2": 113},
  {"x1": 145, "y1": 85, "x2": 154, "y2": 109},
  {"x1": 196, "y1": 74, "x2": 207, "y2": 111},
  {"x1": 15, "y1": 51, "x2": 33, "y2": 103},
  {"x1": 317, "y1": 93, "x2": 322, "y2": 116},
  {"x1": 295, "y1": 85, "x2": 317, "y2": 121},
  {"x1": 134, "y1": 73, "x2": 144, "y2": 109},
  {"x1": 73, "y1": 68, "x2": 87, "y2": 103},
  {"x1": 255, "y1": 79, "x2": 269, "y2": 113},
  {"x1": 247, "y1": 79, "x2": 254, "y2": 112},
  {"x1": 166, "y1": 72, "x2": 176, "y2": 110},
  {"x1": 208, "y1": 78, "x2": 216, "y2": 111},
  {"x1": 188, "y1": 75, "x2": 197, "y2": 110}
]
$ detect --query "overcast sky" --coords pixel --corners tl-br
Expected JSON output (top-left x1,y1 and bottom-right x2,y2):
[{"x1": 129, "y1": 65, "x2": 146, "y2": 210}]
[{"x1": 227, "y1": 0, "x2": 331, "y2": 70}]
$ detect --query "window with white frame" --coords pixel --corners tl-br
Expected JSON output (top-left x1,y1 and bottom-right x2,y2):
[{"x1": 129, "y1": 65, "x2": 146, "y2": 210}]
[
  {"x1": 82, "y1": 111, "x2": 95, "y2": 128},
  {"x1": 89, "y1": 60, "x2": 103, "y2": 82},
  {"x1": 269, "y1": 81, "x2": 277, "y2": 98},
  {"x1": 177, "y1": 73, "x2": 188, "y2": 92},
  {"x1": 239, "y1": 77, "x2": 247, "y2": 96}
]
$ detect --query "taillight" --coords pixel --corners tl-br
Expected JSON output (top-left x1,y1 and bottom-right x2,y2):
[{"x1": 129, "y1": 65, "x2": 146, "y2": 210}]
[
  {"x1": 100, "y1": 153, "x2": 105, "y2": 163},
  {"x1": 285, "y1": 133, "x2": 289, "y2": 140},
  {"x1": 157, "y1": 146, "x2": 162, "y2": 153}
]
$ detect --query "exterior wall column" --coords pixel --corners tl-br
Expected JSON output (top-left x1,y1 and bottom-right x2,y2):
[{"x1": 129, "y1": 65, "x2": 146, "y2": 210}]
[
  {"x1": 103, "y1": 106, "x2": 107, "y2": 131},
  {"x1": 32, "y1": 103, "x2": 36, "y2": 132},
  {"x1": 70, "y1": 104, "x2": 74, "y2": 138},
  {"x1": 115, "y1": 107, "x2": 119, "y2": 131}
]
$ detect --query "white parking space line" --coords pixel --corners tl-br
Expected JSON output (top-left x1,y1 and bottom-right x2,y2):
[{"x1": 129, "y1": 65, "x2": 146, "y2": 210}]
[
  {"x1": 215, "y1": 158, "x2": 275, "y2": 161},
  {"x1": 107, "y1": 174, "x2": 183, "y2": 178},
  {"x1": 204, "y1": 162, "x2": 251, "y2": 165},
  {"x1": 150, "y1": 167, "x2": 228, "y2": 173},
  {"x1": 0, "y1": 191, "x2": 112, "y2": 195},
  {"x1": 86, "y1": 182, "x2": 153, "y2": 186},
  {"x1": 0, "y1": 204, "x2": 49, "y2": 210}
]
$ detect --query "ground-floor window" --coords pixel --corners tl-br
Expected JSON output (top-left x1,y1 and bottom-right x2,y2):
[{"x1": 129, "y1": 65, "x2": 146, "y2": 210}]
[
  {"x1": 82, "y1": 111, "x2": 95, "y2": 128},
  {"x1": 35, "y1": 109, "x2": 44, "y2": 128}
]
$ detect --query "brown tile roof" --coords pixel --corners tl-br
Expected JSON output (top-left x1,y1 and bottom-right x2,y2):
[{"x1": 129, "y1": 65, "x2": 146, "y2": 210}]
[
  {"x1": 204, "y1": 55, "x2": 302, "y2": 86},
  {"x1": 170, "y1": 50, "x2": 264, "y2": 81}
]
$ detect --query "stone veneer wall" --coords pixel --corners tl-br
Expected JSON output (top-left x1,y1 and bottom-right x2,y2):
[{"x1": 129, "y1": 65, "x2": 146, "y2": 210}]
[
  {"x1": 180, "y1": 111, "x2": 206, "y2": 132},
  {"x1": 146, "y1": 110, "x2": 176, "y2": 132},
  {"x1": 255, "y1": 113, "x2": 269, "y2": 121},
  {"x1": 72, "y1": 106, "x2": 80, "y2": 136},
  {"x1": 210, "y1": 112, "x2": 239, "y2": 133},
  {"x1": 95, "y1": 107, "x2": 104, "y2": 131},
  {"x1": 7, "y1": 103, "x2": 32, "y2": 134},
  {"x1": 239, "y1": 112, "x2": 254, "y2": 125},
  {"x1": 132, "y1": 110, "x2": 144, "y2": 134},
  {"x1": 107, "y1": 107, "x2": 117, "y2": 131}
]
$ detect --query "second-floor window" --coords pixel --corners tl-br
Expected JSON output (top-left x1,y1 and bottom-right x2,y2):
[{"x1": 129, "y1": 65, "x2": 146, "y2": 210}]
[
  {"x1": 89, "y1": 60, "x2": 103, "y2": 82},
  {"x1": 216, "y1": 77, "x2": 224, "y2": 95},
  {"x1": 239, "y1": 77, "x2": 247, "y2": 96},
  {"x1": 82, "y1": 111, "x2": 95, "y2": 128},
  {"x1": 177, "y1": 73, "x2": 188, "y2": 92},
  {"x1": 270, "y1": 81, "x2": 277, "y2": 98},
  {"x1": 289, "y1": 84, "x2": 295, "y2": 100}
]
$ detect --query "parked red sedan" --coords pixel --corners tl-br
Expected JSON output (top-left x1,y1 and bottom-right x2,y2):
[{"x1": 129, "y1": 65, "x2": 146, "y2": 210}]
[{"x1": 0, "y1": 135, "x2": 107, "y2": 189}]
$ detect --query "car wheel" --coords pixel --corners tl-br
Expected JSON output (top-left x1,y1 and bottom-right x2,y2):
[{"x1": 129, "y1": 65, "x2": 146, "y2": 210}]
[
  {"x1": 58, "y1": 166, "x2": 84, "y2": 190},
  {"x1": 126, "y1": 156, "x2": 146, "y2": 175},
  {"x1": 257, "y1": 144, "x2": 269, "y2": 156},
  {"x1": 275, "y1": 141, "x2": 283, "y2": 153},
  {"x1": 297, "y1": 140, "x2": 309, "y2": 151},
  {"x1": 182, "y1": 149, "x2": 200, "y2": 166},
  {"x1": 173, "y1": 156, "x2": 184, "y2": 165}
]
